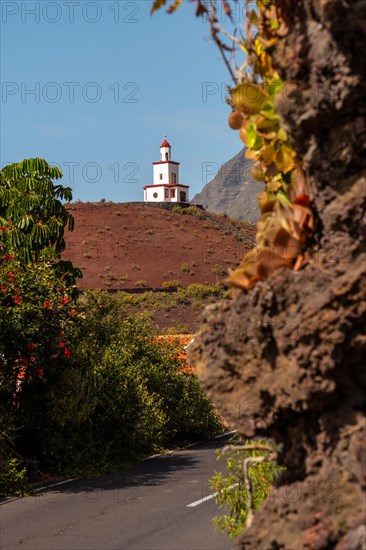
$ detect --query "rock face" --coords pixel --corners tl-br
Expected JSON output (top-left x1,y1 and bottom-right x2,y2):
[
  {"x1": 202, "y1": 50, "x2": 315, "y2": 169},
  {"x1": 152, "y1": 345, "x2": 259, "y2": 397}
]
[
  {"x1": 191, "y1": 149, "x2": 263, "y2": 223},
  {"x1": 189, "y1": 1, "x2": 366, "y2": 548}
]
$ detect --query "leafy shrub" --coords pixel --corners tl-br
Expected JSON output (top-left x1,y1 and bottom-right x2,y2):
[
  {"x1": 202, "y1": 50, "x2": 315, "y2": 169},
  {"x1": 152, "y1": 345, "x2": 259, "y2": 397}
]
[
  {"x1": 0, "y1": 406, "x2": 29, "y2": 497},
  {"x1": 183, "y1": 282, "x2": 224, "y2": 299},
  {"x1": 32, "y1": 340, "x2": 165, "y2": 474},
  {"x1": 210, "y1": 438, "x2": 285, "y2": 538},
  {"x1": 211, "y1": 265, "x2": 226, "y2": 277},
  {"x1": 162, "y1": 279, "x2": 184, "y2": 289},
  {"x1": 0, "y1": 459, "x2": 29, "y2": 497},
  {"x1": 172, "y1": 205, "x2": 206, "y2": 220},
  {"x1": 135, "y1": 279, "x2": 148, "y2": 288},
  {"x1": 17, "y1": 294, "x2": 223, "y2": 475},
  {"x1": 0, "y1": 254, "x2": 81, "y2": 400}
]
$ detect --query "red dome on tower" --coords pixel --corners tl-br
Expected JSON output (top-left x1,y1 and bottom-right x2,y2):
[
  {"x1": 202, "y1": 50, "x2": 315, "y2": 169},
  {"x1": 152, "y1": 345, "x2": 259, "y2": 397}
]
[{"x1": 160, "y1": 138, "x2": 171, "y2": 148}]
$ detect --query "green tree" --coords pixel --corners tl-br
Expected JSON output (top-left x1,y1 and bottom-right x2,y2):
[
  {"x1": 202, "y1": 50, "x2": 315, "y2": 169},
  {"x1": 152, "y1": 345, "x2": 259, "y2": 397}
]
[{"x1": 0, "y1": 158, "x2": 81, "y2": 286}]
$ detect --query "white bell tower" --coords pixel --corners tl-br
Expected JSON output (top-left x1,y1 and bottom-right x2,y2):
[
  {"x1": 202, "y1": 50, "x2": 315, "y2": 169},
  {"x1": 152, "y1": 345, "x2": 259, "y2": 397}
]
[
  {"x1": 144, "y1": 136, "x2": 190, "y2": 203},
  {"x1": 160, "y1": 137, "x2": 171, "y2": 162}
]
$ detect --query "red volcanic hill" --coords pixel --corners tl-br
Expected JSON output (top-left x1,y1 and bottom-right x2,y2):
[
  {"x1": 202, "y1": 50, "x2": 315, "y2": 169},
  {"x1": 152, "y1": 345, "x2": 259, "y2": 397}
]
[{"x1": 63, "y1": 202, "x2": 255, "y2": 290}]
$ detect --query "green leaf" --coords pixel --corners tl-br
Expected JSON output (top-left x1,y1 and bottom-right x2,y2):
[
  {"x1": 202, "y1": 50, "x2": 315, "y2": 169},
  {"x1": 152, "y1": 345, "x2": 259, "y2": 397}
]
[
  {"x1": 277, "y1": 127, "x2": 288, "y2": 141},
  {"x1": 260, "y1": 101, "x2": 280, "y2": 121},
  {"x1": 277, "y1": 189, "x2": 292, "y2": 206},
  {"x1": 245, "y1": 123, "x2": 264, "y2": 149}
]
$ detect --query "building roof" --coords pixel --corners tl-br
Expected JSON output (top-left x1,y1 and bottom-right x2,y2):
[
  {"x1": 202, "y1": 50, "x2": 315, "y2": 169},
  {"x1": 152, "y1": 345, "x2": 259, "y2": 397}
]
[
  {"x1": 144, "y1": 184, "x2": 190, "y2": 189},
  {"x1": 160, "y1": 138, "x2": 171, "y2": 148}
]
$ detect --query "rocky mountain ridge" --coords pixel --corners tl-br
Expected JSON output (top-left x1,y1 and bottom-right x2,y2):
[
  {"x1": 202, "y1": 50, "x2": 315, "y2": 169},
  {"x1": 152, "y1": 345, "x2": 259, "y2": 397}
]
[{"x1": 192, "y1": 149, "x2": 264, "y2": 223}]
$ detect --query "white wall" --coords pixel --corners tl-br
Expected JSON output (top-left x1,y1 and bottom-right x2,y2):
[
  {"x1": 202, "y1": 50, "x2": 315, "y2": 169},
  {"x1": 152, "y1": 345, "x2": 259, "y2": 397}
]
[
  {"x1": 144, "y1": 185, "x2": 188, "y2": 202},
  {"x1": 145, "y1": 186, "x2": 165, "y2": 202},
  {"x1": 153, "y1": 163, "x2": 180, "y2": 185}
]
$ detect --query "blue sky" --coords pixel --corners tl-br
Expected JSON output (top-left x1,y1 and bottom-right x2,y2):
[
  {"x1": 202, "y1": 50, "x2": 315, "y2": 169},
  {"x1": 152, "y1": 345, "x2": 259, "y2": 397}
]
[{"x1": 1, "y1": 0, "x2": 243, "y2": 201}]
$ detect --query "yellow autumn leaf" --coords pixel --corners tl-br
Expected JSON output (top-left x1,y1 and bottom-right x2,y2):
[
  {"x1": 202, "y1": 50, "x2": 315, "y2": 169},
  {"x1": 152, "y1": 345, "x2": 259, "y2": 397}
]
[
  {"x1": 231, "y1": 83, "x2": 268, "y2": 114},
  {"x1": 261, "y1": 144, "x2": 275, "y2": 164},
  {"x1": 167, "y1": 0, "x2": 183, "y2": 13},
  {"x1": 245, "y1": 148, "x2": 260, "y2": 160},
  {"x1": 151, "y1": 0, "x2": 167, "y2": 14},
  {"x1": 266, "y1": 178, "x2": 283, "y2": 192}
]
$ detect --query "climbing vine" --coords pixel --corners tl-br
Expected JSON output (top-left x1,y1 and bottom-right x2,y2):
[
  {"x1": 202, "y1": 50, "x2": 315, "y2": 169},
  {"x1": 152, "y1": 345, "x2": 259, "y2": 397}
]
[{"x1": 152, "y1": 0, "x2": 315, "y2": 290}]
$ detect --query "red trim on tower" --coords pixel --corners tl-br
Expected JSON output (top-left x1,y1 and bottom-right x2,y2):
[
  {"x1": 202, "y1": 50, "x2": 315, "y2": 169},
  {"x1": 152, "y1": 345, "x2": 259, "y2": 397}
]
[
  {"x1": 143, "y1": 184, "x2": 190, "y2": 189},
  {"x1": 152, "y1": 161, "x2": 180, "y2": 165}
]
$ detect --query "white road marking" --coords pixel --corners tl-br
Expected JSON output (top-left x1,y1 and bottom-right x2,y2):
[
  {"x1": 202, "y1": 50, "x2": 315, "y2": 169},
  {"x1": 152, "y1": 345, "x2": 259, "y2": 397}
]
[
  {"x1": 34, "y1": 478, "x2": 76, "y2": 491},
  {"x1": 214, "y1": 430, "x2": 237, "y2": 439},
  {"x1": 0, "y1": 478, "x2": 77, "y2": 505},
  {"x1": 187, "y1": 483, "x2": 238, "y2": 508},
  {"x1": 187, "y1": 492, "x2": 218, "y2": 507},
  {"x1": 143, "y1": 431, "x2": 237, "y2": 461}
]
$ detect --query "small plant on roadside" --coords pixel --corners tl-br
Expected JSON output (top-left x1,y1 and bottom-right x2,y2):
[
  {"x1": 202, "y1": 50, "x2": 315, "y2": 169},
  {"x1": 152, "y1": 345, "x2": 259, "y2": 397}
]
[
  {"x1": 0, "y1": 406, "x2": 29, "y2": 497},
  {"x1": 181, "y1": 262, "x2": 190, "y2": 273},
  {"x1": 210, "y1": 438, "x2": 285, "y2": 539}
]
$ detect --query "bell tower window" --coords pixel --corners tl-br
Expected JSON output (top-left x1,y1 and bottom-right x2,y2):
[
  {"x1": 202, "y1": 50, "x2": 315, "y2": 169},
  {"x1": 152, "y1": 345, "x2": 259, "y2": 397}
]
[{"x1": 172, "y1": 173, "x2": 176, "y2": 184}]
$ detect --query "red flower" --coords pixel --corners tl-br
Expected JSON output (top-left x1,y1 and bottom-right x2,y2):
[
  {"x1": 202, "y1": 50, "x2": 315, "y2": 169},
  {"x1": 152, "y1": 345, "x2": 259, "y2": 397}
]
[
  {"x1": 63, "y1": 349, "x2": 71, "y2": 357},
  {"x1": 0, "y1": 226, "x2": 6, "y2": 231},
  {"x1": 5, "y1": 253, "x2": 15, "y2": 260},
  {"x1": 60, "y1": 330, "x2": 65, "y2": 337},
  {"x1": 60, "y1": 296, "x2": 71, "y2": 305},
  {"x1": 0, "y1": 286, "x2": 7, "y2": 292},
  {"x1": 7, "y1": 272, "x2": 15, "y2": 280},
  {"x1": 14, "y1": 295, "x2": 22, "y2": 304},
  {"x1": 70, "y1": 309, "x2": 78, "y2": 316},
  {"x1": 44, "y1": 300, "x2": 51, "y2": 309},
  {"x1": 36, "y1": 369, "x2": 44, "y2": 377},
  {"x1": 59, "y1": 342, "x2": 65, "y2": 348},
  {"x1": 27, "y1": 342, "x2": 36, "y2": 352}
]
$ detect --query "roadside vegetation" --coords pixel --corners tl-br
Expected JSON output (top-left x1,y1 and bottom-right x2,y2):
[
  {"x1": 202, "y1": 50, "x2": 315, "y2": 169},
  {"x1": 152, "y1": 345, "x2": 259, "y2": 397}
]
[
  {"x1": 0, "y1": 159, "x2": 223, "y2": 496},
  {"x1": 210, "y1": 438, "x2": 285, "y2": 538}
]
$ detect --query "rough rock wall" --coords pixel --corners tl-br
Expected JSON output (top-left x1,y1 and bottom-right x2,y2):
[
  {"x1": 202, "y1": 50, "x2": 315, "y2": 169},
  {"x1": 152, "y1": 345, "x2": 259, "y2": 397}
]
[{"x1": 189, "y1": 1, "x2": 366, "y2": 548}]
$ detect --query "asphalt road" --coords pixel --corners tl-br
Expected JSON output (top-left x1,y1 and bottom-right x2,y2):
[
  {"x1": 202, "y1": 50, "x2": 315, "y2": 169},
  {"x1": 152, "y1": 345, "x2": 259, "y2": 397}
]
[{"x1": 1, "y1": 434, "x2": 237, "y2": 550}]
